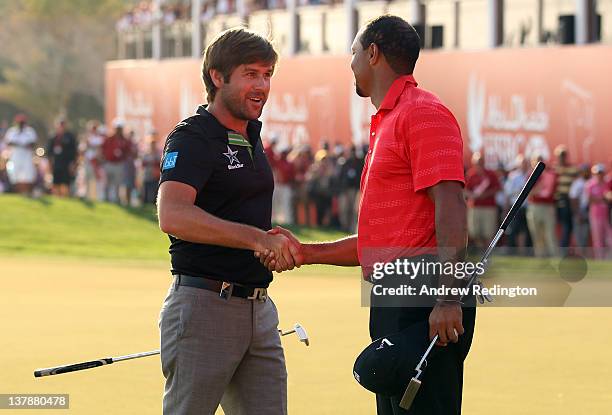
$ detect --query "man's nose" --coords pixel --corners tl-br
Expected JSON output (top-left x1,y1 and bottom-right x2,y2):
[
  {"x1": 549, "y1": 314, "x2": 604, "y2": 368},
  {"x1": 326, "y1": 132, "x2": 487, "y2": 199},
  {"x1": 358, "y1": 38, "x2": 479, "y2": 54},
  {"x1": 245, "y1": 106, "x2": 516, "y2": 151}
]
[{"x1": 253, "y1": 75, "x2": 268, "y2": 90}]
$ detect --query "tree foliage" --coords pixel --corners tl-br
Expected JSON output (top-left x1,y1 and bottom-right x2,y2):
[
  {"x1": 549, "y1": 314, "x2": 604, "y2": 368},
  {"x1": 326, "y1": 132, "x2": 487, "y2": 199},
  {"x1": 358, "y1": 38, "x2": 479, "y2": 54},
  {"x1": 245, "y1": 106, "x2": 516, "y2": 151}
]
[{"x1": 0, "y1": 0, "x2": 136, "y2": 129}]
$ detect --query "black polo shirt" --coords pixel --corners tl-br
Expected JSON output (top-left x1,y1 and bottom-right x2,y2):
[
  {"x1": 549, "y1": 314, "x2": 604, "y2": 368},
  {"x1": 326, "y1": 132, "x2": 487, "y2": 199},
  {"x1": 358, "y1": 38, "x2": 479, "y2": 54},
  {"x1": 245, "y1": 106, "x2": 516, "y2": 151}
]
[{"x1": 159, "y1": 105, "x2": 274, "y2": 287}]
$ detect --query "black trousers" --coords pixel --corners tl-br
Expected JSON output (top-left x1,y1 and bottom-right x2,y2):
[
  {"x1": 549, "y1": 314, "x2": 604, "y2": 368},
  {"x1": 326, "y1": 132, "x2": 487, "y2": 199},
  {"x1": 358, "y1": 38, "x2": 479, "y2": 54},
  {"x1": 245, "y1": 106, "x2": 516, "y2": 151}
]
[
  {"x1": 506, "y1": 206, "x2": 532, "y2": 249},
  {"x1": 557, "y1": 203, "x2": 573, "y2": 248},
  {"x1": 369, "y1": 304, "x2": 476, "y2": 415}
]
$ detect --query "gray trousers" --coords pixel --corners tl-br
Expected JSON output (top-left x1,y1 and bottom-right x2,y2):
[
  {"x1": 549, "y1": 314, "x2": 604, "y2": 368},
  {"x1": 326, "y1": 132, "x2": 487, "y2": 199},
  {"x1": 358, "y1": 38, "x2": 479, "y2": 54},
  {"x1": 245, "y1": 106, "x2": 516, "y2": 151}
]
[
  {"x1": 159, "y1": 279, "x2": 287, "y2": 415},
  {"x1": 104, "y1": 162, "x2": 123, "y2": 202}
]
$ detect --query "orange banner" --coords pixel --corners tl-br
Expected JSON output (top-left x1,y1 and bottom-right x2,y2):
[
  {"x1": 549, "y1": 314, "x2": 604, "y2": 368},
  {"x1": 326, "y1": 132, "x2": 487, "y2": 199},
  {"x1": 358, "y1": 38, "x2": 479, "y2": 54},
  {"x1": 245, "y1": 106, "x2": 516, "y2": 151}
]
[{"x1": 105, "y1": 45, "x2": 612, "y2": 167}]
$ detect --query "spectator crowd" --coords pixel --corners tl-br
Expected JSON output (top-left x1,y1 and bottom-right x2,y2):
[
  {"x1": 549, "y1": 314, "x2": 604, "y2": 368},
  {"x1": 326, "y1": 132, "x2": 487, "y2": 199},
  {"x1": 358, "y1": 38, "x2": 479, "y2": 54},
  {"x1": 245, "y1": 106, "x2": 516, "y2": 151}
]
[
  {"x1": 0, "y1": 114, "x2": 161, "y2": 206},
  {"x1": 264, "y1": 138, "x2": 364, "y2": 233},
  {"x1": 1, "y1": 113, "x2": 610, "y2": 259},
  {"x1": 465, "y1": 145, "x2": 612, "y2": 259},
  {"x1": 115, "y1": 0, "x2": 343, "y2": 32}
]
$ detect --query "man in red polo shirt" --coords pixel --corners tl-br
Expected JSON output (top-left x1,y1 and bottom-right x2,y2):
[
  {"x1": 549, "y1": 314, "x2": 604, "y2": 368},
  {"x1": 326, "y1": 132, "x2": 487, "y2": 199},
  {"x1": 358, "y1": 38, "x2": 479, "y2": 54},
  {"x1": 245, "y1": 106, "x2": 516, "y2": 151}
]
[
  {"x1": 257, "y1": 15, "x2": 474, "y2": 415},
  {"x1": 526, "y1": 155, "x2": 558, "y2": 257},
  {"x1": 465, "y1": 152, "x2": 501, "y2": 249}
]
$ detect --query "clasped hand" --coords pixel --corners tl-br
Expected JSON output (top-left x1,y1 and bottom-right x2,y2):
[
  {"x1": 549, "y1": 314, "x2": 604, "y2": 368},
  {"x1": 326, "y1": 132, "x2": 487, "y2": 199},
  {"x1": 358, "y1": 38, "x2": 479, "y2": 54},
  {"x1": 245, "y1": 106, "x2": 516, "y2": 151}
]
[{"x1": 254, "y1": 227, "x2": 304, "y2": 273}]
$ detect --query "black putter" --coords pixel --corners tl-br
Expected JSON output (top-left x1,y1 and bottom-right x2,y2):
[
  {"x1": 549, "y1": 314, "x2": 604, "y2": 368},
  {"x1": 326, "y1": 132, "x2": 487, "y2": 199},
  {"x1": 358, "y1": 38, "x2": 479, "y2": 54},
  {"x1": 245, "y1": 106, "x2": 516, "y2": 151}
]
[{"x1": 399, "y1": 161, "x2": 546, "y2": 410}]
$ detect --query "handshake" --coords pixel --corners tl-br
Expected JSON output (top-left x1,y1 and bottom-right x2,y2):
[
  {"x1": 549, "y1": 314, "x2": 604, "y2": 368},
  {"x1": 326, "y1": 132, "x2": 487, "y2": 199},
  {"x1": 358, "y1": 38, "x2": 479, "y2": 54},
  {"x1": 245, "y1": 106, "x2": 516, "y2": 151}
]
[{"x1": 254, "y1": 226, "x2": 305, "y2": 273}]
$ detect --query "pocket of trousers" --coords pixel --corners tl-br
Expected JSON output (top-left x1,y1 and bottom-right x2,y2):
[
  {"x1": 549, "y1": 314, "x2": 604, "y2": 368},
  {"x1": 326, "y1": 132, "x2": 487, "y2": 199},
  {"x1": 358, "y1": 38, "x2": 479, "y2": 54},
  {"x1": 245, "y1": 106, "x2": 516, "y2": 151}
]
[
  {"x1": 177, "y1": 300, "x2": 193, "y2": 339},
  {"x1": 160, "y1": 294, "x2": 194, "y2": 378},
  {"x1": 268, "y1": 297, "x2": 280, "y2": 327}
]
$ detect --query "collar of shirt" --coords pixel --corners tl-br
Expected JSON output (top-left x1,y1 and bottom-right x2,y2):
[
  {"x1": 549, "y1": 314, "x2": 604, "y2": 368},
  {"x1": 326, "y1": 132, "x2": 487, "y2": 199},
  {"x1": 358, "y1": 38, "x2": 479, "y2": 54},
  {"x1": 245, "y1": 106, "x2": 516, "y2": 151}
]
[
  {"x1": 196, "y1": 105, "x2": 262, "y2": 146},
  {"x1": 377, "y1": 74, "x2": 418, "y2": 112},
  {"x1": 368, "y1": 75, "x2": 418, "y2": 148},
  {"x1": 362, "y1": 75, "x2": 419, "y2": 203}
]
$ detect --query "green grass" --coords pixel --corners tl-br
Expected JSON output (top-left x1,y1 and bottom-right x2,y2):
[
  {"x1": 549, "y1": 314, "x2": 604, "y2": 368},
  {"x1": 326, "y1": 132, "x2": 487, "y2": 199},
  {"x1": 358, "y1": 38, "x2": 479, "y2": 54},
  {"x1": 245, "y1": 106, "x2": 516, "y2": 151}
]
[
  {"x1": 0, "y1": 194, "x2": 348, "y2": 260},
  {"x1": 1, "y1": 193, "x2": 608, "y2": 281},
  {"x1": 2, "y1": 195, "x2": 612, "y2": 413},
  {"x1": 3, "y1": 257, "x2": 612, "y2": 415}
]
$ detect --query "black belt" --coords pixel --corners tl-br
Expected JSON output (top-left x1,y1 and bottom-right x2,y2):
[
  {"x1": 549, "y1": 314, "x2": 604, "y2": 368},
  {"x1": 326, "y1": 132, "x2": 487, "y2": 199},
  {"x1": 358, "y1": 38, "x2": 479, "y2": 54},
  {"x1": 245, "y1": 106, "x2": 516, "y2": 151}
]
[{"x1": 174, "y1": 274, "x2": 268, "y2": 301}]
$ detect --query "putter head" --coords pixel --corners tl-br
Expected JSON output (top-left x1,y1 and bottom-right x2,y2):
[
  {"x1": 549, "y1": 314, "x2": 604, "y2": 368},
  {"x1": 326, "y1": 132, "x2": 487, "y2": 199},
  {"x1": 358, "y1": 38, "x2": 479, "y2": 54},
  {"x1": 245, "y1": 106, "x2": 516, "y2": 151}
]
[
  {"x1": 399, "y1": 377, "x2": 422, "y2": 410},
  {"x1": 293, "y1": 323, "x2": 309, "y2": 346}
]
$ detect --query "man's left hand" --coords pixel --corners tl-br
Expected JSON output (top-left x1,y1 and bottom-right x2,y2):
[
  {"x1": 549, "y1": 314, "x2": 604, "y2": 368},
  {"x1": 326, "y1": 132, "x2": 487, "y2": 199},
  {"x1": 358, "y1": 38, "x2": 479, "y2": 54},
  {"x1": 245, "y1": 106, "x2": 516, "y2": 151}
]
[{"x1": 429, "y1": 301, "x2": 464, "y2": 346}]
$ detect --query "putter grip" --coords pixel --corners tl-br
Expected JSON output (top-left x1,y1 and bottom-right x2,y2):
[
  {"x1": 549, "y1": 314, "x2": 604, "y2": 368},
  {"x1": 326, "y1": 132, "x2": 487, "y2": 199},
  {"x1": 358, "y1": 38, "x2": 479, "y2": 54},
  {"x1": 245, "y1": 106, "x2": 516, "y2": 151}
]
[
  {"x1": 34, "y1": 358, "x2": 113, "y2": 377},
  {"x1": 500, "y1": 161, "x2": 545, "y2": 230}
]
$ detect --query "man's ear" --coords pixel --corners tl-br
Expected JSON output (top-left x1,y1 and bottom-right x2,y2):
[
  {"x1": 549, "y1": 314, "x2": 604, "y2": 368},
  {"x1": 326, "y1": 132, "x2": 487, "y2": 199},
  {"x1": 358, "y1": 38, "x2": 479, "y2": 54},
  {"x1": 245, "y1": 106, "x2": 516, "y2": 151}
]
[
  {"x1": 210, "y1": 69, "x2": 224, "y2": 89},
  {"x1": 368, "y1": 43, "x2": 380, "y2": 66}
]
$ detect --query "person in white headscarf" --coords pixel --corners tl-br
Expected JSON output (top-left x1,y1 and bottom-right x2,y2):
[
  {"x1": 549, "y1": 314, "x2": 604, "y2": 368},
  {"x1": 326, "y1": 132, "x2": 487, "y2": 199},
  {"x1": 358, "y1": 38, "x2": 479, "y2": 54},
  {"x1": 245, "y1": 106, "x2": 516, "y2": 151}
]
[{"x1": 5, "y1": 113, "x2": 37, "y2": 194}]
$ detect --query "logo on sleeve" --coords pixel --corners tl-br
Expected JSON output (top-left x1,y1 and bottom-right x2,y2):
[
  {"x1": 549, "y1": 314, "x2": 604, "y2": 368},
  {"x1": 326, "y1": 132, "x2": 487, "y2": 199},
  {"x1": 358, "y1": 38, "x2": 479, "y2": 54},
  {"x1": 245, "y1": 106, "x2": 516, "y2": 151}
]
[
  {"x1": 162, "y1": 152, "x2": 178, "y2": 170},
  {"x1": 223, "y1": 146, "x2": 243, "y2": 170}
]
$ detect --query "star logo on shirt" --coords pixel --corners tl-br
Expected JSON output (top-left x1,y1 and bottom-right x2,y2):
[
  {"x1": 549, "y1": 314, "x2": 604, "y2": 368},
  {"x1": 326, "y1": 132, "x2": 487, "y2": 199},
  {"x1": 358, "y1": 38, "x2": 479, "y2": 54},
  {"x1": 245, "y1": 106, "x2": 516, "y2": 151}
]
[
  {"x1": 223, "y1": 145, "x2": 240, "y2": 165},
  {"x1": 223, "y1": 145, "x2": 244, "y2": 170}
]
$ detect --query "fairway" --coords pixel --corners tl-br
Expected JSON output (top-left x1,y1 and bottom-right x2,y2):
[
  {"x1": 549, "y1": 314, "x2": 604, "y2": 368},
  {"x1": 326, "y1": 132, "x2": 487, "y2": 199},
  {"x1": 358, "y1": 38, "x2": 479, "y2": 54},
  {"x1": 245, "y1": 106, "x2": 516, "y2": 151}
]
[{"x1": 2, "y1": 257, "x2": 612, "y2": 414}]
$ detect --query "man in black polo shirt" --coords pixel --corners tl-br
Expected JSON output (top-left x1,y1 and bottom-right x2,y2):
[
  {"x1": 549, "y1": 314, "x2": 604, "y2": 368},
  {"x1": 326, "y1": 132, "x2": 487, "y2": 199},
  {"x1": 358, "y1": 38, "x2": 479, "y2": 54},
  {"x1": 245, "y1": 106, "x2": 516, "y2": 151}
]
[{"x1": 157, "y1": 28, "x2": 298, "y2": 415}]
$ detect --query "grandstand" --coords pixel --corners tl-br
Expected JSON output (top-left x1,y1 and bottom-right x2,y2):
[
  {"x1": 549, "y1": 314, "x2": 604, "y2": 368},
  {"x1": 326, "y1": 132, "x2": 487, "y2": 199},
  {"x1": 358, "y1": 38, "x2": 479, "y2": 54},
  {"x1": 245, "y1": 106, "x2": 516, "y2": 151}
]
[
  {"x1": 115, "y1": 0, "x2": 612, "y2": 59},
  {"x1": 106, "y1": 0, "x2": 612, "y2": 168}
]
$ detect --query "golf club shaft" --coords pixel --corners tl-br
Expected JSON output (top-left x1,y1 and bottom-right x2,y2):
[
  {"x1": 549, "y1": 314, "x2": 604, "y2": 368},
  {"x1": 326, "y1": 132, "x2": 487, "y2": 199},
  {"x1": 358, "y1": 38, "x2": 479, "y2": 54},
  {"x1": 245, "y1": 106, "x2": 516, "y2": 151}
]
[
  {"x1": 415, "y1": 333, "x2": 438, "y2": 375},
  {"x1": 113, "y1": 349, "x2": 160, "y2": 362},
  {"x1": 35, "y1": 324, "x2": 308, "y2": 378}
]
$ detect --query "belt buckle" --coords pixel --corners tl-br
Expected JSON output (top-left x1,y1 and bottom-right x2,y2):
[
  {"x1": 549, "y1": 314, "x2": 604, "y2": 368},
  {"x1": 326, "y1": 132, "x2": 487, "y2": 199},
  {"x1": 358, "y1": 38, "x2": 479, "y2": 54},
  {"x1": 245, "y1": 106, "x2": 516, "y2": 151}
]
[
  {"x1": 248, "y1": 288, "x2": 267, "y2": 302},
  {"x1": 219, "y1": 282, "x2": 233, "y2": 299}
]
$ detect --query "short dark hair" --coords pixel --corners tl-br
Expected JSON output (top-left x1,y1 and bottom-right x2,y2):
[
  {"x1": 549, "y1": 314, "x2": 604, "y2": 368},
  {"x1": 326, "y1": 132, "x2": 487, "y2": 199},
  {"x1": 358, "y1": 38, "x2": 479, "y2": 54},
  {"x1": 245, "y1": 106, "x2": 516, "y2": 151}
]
[
  {"x1": 202, "y1": 27, "x2": 278, "y2": 102},
  {"x1": 359, "y1": 15, "x2": 420, "y2": 75}
]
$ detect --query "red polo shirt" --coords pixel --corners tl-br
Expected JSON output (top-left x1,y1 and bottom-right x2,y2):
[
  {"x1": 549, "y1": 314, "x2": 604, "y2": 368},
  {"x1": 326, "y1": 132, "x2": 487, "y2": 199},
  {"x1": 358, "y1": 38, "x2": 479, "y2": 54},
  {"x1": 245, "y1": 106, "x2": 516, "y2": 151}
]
[
  {"x1": 357, "y1": 75, "x2": 465, "y2": 271},
  {"x1": 102, "y1": 134, "x2": 130, "y2": 163},
  {"x1": 465, "y1": 167, "x2": 501, "y2": 207}
]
